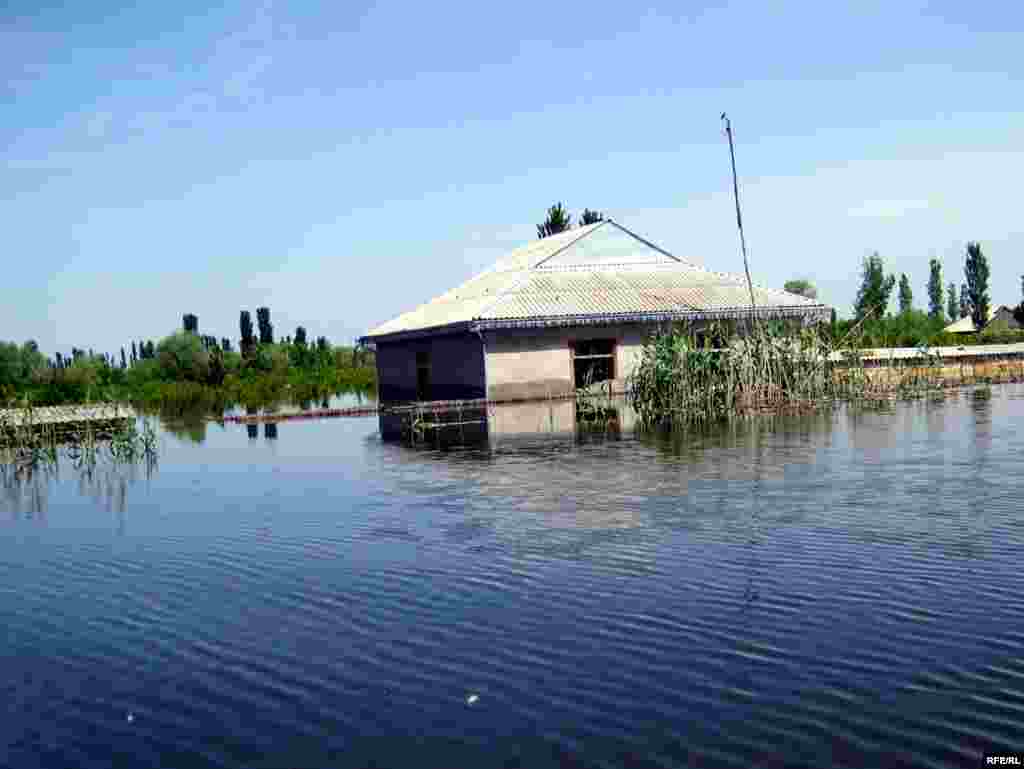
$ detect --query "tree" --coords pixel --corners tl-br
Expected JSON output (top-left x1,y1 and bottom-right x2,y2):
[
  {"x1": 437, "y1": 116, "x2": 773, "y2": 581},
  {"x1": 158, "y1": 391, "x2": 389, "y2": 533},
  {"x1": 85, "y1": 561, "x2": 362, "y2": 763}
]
[
  {"x1": 221, "y1": 337, "x2": 233, "y2": 353},
  {"x1": 964, "y1": 242, "x2": 990, "y2": 330},
  {"x1": 898, "y1": 273, "x2": 913, "y2": 315},
  {"x1": 207, "y1": 347, "x2": 225, "y2": 386},
  {"x1": 256, "y1": 306, "x2": 274, "y2": 345},
  {"x1": 927, "y1": 259, "x2": 944, "y2": 320},
  {"x1": 240, "y1": 310, "x2": 255, "y2": 356},
  {"x1": 156, "y1": 331, "x2": 210, "y2": 382},
  {"x1": 783, "y1": 279, "x2": 818, "y2": 300},
  {"x1": 145, "y1": 341, "x2": 155, "y2": 359},
  {"x1": 580, "y1": 208, "x2": 604, "y2": 226},
  {"x1": 853, "y1": 252, "x2": 896, "y2": 320},
  {"x1": 959, "y1": 282, "x2": 969, "y2": 318},
  {"x1": 537, "y1": 203, "x2": 572, "y2": 239},
  {"x1": 183, "y1": 313, "x2": 199, "y2": 334},
  {"x1": 0, "y1": 343, "x2": 21, "y2": 388},
  {"x1": 130, "y1": 341, "x2": 138, "y2": 365},
  {"x1": 294, "y1": 326, "x2": 307, "y2": 347},
  {"x1": 120, "y1": 347, "x2": 127, "y2": 369}
]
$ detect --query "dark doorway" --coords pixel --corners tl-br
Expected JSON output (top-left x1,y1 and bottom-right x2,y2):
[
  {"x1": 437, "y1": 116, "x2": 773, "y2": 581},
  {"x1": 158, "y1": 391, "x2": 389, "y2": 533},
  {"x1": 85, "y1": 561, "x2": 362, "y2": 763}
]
[
  {"x1": 572, "y1": 339, "x2": 615, "y2": 389},
  {"x1": 416, "y1": 351, "x2": 431, "y2": 401}
]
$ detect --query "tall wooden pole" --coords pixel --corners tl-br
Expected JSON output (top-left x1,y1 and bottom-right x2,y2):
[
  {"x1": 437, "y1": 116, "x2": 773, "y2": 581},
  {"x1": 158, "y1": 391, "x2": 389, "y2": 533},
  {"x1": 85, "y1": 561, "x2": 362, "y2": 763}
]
[{"x1": 721, "y1": 113, "x2": 756, "y2": 311}]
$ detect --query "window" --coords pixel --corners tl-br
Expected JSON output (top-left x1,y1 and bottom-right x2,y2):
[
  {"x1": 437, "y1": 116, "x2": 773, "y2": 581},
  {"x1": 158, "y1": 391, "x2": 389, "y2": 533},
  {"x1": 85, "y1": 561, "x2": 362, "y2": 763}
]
[
  {"x1": 572, "y1": 339, "x2": 615, "y2": 389},
  {"x1": 416, "y1": 351, "x2": 431, "y2": 401}
]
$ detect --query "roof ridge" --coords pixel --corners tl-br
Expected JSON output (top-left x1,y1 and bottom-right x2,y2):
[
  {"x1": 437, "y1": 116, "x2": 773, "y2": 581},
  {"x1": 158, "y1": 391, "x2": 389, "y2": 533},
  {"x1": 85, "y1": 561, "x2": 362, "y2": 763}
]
[
  {"x1": 535, "y1": 261, "x2": 706, "y2": 273},
  {"x1": 531, "y1": 220, "x2": 609, "y2": 269},
  {"x1": 605, "y1": 220, "x2": 682, "y2": 262}
]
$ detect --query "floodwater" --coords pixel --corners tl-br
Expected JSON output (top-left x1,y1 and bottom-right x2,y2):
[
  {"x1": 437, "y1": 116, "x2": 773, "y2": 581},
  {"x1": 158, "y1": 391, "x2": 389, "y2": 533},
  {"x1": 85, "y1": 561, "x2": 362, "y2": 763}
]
[{"x1": 2, "y1": 386, "x2": 1023, "y2": 768}]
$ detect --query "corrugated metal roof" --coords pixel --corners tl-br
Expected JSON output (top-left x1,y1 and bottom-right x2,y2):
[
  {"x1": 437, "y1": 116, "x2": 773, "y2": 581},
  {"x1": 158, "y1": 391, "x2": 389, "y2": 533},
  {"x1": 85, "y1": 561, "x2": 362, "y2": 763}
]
[
  {"x1": 363, "y1": 220, "x2": 829, "y2": 340},
  {"x1": 480, "y1": 268, "x2": 820, "y2": 320},
  {"x1": 943, "y1": 306, "x2": 999, "y2": 334}
]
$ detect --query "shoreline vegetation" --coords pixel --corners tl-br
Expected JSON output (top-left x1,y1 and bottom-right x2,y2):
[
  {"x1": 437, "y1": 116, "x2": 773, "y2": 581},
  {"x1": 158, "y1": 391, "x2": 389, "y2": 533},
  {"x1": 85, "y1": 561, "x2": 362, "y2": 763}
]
[{"x1": 1, "y1": 309, "x2": 377, "y2": 416}]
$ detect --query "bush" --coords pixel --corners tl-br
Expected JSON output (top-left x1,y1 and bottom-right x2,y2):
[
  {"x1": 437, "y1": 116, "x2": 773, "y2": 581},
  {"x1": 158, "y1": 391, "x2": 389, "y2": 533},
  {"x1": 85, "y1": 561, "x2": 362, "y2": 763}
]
[
  {"x1": 0, "y1": 341, "x2": 47, "y2": 389},
  {"x1": 223, "y1": 351, "x2": 242, "y2": 374},
  {"x1": 156, "y1": 331, "x2": 210, "y2": 383}
]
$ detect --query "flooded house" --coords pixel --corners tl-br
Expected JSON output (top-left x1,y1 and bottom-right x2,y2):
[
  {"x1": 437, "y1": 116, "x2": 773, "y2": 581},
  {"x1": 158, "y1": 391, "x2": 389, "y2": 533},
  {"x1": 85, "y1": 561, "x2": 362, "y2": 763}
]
[{"x1": 358, "y1": 220, "x2": 830, "y2": 407}]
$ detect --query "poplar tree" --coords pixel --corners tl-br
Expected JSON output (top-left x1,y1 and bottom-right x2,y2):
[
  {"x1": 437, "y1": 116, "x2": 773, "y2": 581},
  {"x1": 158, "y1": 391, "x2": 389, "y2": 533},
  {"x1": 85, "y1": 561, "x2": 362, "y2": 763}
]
[
  {"x1": 964, "y1": 242, "x2": 990, "y2": 330},
  {"x1": 256, "y1": 307, "x2": 274, "y2": 345},
  {"x1": 927, "y1": 259, "x2": 944, "y2": 320},
  {"x1": 853, "y1": 252, "x2": 896, "y2": 320},
  {"x1": 240, "y1": 310, "x2": 255, "y2": 356}
]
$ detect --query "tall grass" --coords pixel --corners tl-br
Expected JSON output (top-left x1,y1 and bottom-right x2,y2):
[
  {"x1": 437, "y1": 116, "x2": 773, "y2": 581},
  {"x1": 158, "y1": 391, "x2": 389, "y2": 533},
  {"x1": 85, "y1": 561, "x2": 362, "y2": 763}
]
[{"x1": 626, "y1": 320, "x2": 950, "y2": 429}]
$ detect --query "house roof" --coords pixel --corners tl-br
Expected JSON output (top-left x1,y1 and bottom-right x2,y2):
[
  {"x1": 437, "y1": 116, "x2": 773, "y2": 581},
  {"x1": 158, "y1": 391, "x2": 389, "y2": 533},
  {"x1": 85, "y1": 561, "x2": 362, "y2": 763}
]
[
  {"x1": 943, "y1": 306, "x2": 1001, "y2": 334},
  {"x1": 361, "y1": 220, "x2": 830, "y2": 342}
]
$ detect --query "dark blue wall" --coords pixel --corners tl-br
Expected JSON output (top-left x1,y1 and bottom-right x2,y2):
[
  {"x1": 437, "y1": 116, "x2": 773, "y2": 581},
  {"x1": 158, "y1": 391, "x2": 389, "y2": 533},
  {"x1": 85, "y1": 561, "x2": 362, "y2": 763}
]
[{"x1": 375, "y1": 333, "x2": 486, "y2": 403}]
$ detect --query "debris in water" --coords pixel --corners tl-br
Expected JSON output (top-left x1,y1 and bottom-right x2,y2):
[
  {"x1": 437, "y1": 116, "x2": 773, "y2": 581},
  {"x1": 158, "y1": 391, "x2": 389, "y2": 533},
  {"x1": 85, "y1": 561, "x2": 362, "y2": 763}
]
[
  {"x1": 127, "y1": 713, "x2": 134, "y2": 723},
  {"x1": 466, "y1": 694, "x2": 479, "y2": 706}
]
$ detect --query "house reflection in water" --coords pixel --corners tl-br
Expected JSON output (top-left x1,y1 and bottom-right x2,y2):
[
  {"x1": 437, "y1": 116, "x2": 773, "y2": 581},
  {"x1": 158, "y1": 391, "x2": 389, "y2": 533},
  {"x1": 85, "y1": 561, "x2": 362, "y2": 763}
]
[
  {"x1": 487, "y1": 397, "x2": 638, "y2": 442},
  {"x1": 379, "y1": 396, "x2": 639, "y2": 448}
]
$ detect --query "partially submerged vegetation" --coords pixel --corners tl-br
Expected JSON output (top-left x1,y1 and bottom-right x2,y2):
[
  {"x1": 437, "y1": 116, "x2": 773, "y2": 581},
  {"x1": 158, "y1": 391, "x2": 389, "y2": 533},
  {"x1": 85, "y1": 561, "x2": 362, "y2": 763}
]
[
  {"x1": 1, "y1": 409, "x2": 160, "y2": 514},
  {"x1": 1, "y1": 402, "x2": 158, "y2": 471},
  {"x1": 627, "y1": 240, "x2": 1021, "y2": 430},
  {"x1": 626, "y1": 319, "x2": 1022, "y2": 430}
]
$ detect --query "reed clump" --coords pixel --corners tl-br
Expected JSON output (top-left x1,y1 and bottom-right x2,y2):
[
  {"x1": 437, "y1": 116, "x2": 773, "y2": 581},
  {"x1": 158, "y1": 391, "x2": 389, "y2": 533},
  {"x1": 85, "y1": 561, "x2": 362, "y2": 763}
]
[{"x1": 627, "y1": 320, "x2": 948, "y2": 429}]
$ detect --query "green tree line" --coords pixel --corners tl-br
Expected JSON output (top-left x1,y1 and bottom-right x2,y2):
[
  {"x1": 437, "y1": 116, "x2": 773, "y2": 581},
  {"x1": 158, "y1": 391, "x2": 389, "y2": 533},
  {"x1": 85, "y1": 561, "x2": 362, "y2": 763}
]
[
  {"x1": 791, "y1": 241, "x2": 1023, "y2": 347},
  {"x1": 1, "y1": 306, "x2": 375, "y2": 409}
]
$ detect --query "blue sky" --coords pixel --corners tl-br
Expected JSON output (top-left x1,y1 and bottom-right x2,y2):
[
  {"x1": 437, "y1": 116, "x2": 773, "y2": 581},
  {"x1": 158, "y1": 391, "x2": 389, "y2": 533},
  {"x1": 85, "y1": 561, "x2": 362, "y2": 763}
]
[{"x1": 3, "y1": 0, "x2": 1022, "y2": 356}]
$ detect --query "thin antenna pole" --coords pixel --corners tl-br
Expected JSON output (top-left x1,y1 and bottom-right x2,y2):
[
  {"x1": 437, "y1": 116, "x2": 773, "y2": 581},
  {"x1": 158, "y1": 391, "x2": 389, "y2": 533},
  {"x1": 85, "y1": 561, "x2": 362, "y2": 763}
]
[{"x1": 721, "y1": 113, "x2": 756, "y2": 311}]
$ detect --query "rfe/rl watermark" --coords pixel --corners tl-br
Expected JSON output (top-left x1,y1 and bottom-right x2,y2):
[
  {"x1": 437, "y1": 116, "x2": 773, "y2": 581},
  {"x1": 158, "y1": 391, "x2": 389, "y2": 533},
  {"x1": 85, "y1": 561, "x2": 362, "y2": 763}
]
[{"x1": 985, "y1": 756, "x2": 1022, "y2": 766}]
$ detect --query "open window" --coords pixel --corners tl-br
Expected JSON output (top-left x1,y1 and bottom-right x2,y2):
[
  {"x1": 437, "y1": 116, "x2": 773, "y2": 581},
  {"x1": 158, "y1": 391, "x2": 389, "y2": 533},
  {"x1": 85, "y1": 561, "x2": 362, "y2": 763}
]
[
  {"x1": 416, "y1": 351, "x2": 431, "y2": 401},
  {"x1": 572, "y1": 339, "x2": 615, "y2": 389}
]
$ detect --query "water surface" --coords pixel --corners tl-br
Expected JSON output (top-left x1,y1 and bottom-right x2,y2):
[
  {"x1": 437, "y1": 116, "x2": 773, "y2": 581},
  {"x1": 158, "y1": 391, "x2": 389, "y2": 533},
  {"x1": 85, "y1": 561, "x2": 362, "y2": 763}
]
[{"x1": 3, "y1": 387, "x2": 1023, "y2": 768}]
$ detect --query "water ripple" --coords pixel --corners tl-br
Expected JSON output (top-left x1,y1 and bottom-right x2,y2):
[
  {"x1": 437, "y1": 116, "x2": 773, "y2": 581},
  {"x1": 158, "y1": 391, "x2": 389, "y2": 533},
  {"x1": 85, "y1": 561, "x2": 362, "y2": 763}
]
[{"x1": 4, "y1": 386, "x2": 1024, "y2": 767}]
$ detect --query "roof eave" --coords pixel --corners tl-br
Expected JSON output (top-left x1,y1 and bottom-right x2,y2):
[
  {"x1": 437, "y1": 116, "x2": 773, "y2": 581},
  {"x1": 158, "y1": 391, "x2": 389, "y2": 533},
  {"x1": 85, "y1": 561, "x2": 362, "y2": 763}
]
[
  {"x1": 358, "y1": 321, "x2": 474, "y2": 346},
  {"x1": 471, "y1": 305, "x2": 832, "y2": 332}
]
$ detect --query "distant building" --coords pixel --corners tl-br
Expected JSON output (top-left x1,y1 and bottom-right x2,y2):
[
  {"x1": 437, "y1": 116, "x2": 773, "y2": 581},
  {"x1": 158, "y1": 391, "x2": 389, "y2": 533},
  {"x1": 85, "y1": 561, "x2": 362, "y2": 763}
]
[
  {"x1": 943, "y1": 305, "x2": 1022, "y2": 334},
  {"x1": 359, "y1": 220, "x2": 830, "y2": 404}
]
